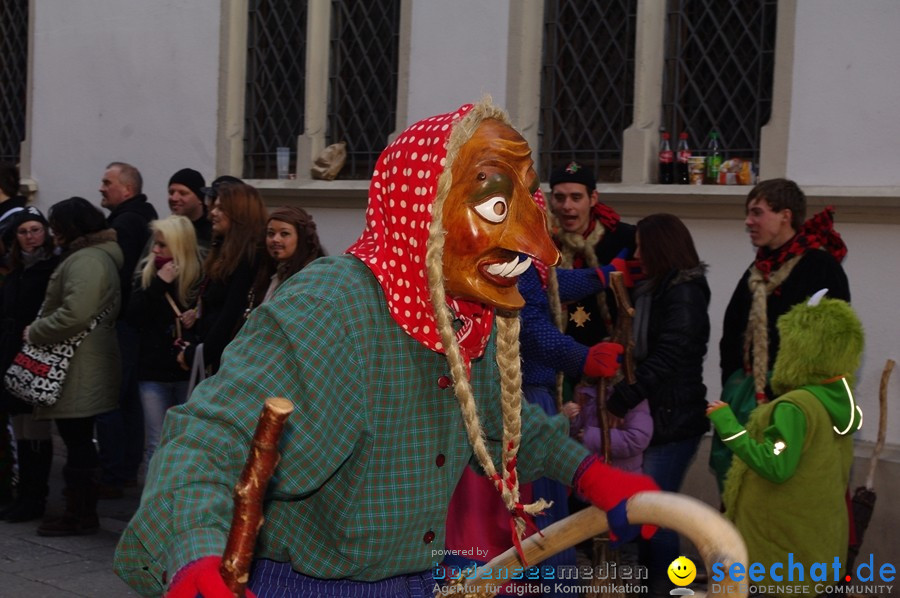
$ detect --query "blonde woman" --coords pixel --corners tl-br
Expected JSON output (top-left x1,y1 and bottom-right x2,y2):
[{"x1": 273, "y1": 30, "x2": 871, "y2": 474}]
[{"x1": 126, "y1": 215, "x2": 202, "y2": 462}]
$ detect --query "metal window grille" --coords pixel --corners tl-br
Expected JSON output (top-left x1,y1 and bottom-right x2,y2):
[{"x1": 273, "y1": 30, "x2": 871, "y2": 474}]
[
  {"x1": 0, "y1": 0, "x2": 28, "y2": 164},
  {"x1": 328, "y1": 0, "x2": 400, "y2": 180},
  {"x1": 244, "y1": 0, "x2": 308, "y2": 179},
  {"x1": 540, "y1": 0, "x2": 637, "y2": 183},
  {"x1": 662, "y1": 0, "x2": 777, "y2": 163}
]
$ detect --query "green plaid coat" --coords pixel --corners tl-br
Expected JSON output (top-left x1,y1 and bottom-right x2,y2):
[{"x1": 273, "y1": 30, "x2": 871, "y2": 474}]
[{"x1": 114, "y1": 255, "x2": 588, "y2": 596}]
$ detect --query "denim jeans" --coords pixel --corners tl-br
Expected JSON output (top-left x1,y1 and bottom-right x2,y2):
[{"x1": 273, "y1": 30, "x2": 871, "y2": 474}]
[
  {"x1": 139, "y1": 380, "x2": 189, "y2": 463},
  {"x1": 640, "y1": 435, "x2": 702, "y2": 596}
]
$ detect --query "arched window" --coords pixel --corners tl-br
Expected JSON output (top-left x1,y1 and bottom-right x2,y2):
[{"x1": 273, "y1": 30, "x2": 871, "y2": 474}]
[
  {"x1": 0, "y1": 0, "x2": 28, "y2": 163},
  {"x1": 242, "y1": 0, "x2": 399, "y2": 180}
]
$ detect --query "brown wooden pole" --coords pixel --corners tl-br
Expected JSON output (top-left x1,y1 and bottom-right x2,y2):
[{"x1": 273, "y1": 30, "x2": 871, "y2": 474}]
[
  {"x1": 594, "y1": 272, "x2": 636, "y2": 464},
  {"x1": 219, "y1": 397, "x2": 294, "y2": 597}
]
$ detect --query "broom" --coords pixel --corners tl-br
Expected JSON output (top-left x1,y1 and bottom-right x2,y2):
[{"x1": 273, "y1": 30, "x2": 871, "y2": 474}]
[{"x1": 846, "y1": 358, "x2": 893, "y2": 571}]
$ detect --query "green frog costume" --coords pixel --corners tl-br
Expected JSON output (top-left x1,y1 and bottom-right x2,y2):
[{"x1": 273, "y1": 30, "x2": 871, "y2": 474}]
[{"x1": 709, "y1": 291, "x2": 863, "y2": 598}]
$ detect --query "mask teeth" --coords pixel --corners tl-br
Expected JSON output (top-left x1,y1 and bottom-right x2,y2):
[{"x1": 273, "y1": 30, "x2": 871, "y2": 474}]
[
  {"x1": 487, "y1": 256, "x2": 517, "y2": 276},
  {"x1": 498, "y1": 256, "x2": 520, "y2": 276},
  {"x1": 508, "y1": 256, "x2": 532, "y2": 277},
  {"x1": 487, "y1": 255, "x2": 532, "y2": 278}
]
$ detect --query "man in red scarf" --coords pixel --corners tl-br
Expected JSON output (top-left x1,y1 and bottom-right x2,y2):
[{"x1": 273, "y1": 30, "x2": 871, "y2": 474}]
[
  {"x1": 712, "y1": 178, "x2": 850, "y2": 489},
  {"x1": 547, "y1": 162, "x2": 637, "y2": 349}
]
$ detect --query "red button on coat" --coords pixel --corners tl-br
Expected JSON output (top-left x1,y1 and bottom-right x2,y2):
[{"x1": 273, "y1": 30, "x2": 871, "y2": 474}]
[
  {"x1": 437, "y1": 375, "x2": 452, "y2": 389},
  {"x1": 423, "y1": 530, "x2": 435, "y2": 544},
  {"x1": 435, "y1": 454, "x2": 445, "y2": 467}
]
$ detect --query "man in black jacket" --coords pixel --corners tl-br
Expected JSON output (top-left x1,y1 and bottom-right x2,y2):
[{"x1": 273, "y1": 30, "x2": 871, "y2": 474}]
[
  {"x1": 96, "y1": 161, "x2": 158, "y2": 497},
  {"x1": 712, "y1": 178, "x2": 850, "y2": 489}
]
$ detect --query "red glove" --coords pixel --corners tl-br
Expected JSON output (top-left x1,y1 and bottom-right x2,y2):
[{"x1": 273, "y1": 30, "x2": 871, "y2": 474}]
[
  {"x1": 166, "y1": 556, "x2": 257, "y2": 598},
  {"x1": 597, "y1": 249, "x2": 645, "y2": 288},
  {"x1": 583, "y1": 342, "x2": 624, "y2": 378},
  {"x1": 574, "y1": 457, "x2": 659, "y2": 545}
]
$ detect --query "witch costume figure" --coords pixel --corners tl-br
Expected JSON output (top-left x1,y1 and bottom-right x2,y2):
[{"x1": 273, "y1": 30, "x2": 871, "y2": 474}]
[{"x1": 114, "y1": 100, "x2": 658, "y2": 598}]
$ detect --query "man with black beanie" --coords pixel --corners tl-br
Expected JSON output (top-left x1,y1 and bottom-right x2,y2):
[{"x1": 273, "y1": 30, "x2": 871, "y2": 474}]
[{"x1": 167, "y1": 168, "x2": 212, "y2": 249}]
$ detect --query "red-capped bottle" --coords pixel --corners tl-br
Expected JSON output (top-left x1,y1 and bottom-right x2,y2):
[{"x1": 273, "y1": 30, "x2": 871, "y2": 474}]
[
  {"x1": 658, "y1": 131, "x2": 674, "y2": 184},
  {"x1": 676, "y1": 132, "x2": 691, "y2": 184}
]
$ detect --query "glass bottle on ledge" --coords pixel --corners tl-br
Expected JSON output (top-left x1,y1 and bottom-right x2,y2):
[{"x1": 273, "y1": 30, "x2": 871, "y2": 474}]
[
  {"x1": 676, "y1": 132, "x2": 691, "y2": 184},
  {"x1": 705, "y1": 131, "x2": 723, "y2": 184},
  {"x1": 658, "y1": 130, "x2": 674, "y2": 184}
]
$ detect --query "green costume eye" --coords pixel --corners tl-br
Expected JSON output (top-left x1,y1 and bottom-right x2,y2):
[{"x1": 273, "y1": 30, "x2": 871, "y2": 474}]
[{"x1": 773, "y1": 440, "x2": 786, "y2": 455}]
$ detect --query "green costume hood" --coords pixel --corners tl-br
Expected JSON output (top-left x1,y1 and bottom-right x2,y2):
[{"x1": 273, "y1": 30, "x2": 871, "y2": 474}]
[{"x1": 770, "y1": 294, "x2": 864, "y2": 396}]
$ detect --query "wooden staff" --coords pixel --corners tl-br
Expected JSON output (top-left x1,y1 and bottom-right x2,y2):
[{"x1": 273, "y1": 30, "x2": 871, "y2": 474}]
[
  {"x1": 219, "y1": 397, "x2": 294, "y2": 597},
  {"x1": 453, "y1": 492, "x2": 748, "y2": 598},
  {"x1": 596, "y1": 272, "x2": 635, "y2": 462}
]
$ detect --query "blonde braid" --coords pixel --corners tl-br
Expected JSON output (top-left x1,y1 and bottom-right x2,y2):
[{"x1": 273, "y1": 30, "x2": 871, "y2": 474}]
[
  {"x1": 496, "y1": 313, "x2": 553, "y2": 537},
  {"x1": 743, "y1": 255, "x2": 803, "y2": 399},
  {"x1": 424, "y1": 99, "x2": 548, "y2": 540}
]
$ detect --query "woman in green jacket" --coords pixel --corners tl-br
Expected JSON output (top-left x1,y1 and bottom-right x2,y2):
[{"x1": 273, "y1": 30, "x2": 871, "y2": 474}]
[{"x1": 26, "y1": 197, "x2": 123, "y2": 537}]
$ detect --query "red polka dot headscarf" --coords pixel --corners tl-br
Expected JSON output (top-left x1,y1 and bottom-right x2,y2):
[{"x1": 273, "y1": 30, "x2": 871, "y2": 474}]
[
  {"x1": 350, "y1": 101, "x2": 555, "y2": 561},
  {"x1": 348, "y1": 103, "x2": 496, "y2": 357}
]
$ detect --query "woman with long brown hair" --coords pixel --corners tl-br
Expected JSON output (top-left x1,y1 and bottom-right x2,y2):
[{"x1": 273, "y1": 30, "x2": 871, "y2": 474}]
[
  {"x1": 177, "y1": 182, "x2": 267, "y2": 375},
  {"x1": 253, "y1": 206, "x2": 326, "y2": 304},
  {"x1": 604, "y1": 213, "x2": 710, "y2": 597}
]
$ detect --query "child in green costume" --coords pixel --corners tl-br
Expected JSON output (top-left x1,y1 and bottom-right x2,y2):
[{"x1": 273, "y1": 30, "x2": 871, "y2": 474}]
[{"x1": 707, "y1": 290, "x2": 863, "y2": 598}]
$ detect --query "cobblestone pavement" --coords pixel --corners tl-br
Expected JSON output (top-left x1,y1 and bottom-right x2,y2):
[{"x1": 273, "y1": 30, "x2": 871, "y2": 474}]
[{"x1": 0, "y1": 439, "x2": 141, "y2": 597}]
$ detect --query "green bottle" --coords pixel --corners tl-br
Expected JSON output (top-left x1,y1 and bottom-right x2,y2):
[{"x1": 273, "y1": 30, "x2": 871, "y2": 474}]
[{"x1": 706, "y1": 131, "x2": 722, "y2": 184}]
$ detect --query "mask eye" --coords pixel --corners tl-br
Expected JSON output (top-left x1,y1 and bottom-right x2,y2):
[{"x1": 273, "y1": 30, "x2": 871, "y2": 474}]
[{"x1": 473, "y1": 196, "x2": 508, "y2": 223}]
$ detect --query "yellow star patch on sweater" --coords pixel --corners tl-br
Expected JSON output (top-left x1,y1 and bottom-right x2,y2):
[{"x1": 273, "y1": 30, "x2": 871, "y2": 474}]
[{"x1": 570, "y1": 305, "x2": 591, "y2": 327}]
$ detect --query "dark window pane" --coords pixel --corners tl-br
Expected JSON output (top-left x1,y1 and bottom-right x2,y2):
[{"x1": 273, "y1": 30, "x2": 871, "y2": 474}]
[
  {"x1": 662, "y1": 0, "x2": 777, "y2": 163},
  {"x1": 540, "y1": 0, "x2": 638, "y2": 183},
  {"x1": 328, "y1": 0, "x2": 400, "y2": 180},
  {"x1": 244, "y1": 0, "x2": 308, "y2": 178},
  {"x1": 0, "y1": 0, "x2": 28, "y2": 163}
]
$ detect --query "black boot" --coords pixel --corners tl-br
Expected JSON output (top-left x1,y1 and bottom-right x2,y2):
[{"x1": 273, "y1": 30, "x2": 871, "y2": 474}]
[
  {"x1": 5, "y1": 440, "x2": 52, "y2": 523},
  {"x1": 36, "y1": 466, "x2": 99, "y2": 536}
]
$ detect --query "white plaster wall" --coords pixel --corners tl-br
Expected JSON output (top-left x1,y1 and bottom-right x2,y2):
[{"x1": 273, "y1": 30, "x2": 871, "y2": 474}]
[
  {"x1": 299, "y1": 206, "x2": 366, "y2": 257},
  {"x1": 685, "y1": 218, "x2": 900, "y2": 446},
  {"x1": 786, "y1": 0, "x2": 900, "y2": 185},
  {"x1": 406, "y1": 0, "x2": 510, "y2": 126},
  {"x1": 29, "y1": 0, "x2": 221, "y2": 217}
]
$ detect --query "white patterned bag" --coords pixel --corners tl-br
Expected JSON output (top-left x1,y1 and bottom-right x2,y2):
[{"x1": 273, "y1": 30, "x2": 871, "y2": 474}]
[{"x1": 3, "y1": 305, "x2": 113, "y2": 407}]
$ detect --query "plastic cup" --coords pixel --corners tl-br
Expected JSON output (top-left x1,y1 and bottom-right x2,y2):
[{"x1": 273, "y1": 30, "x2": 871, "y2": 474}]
[
  {"x1": 688, "y1": 156, "x2": 705, "y2": 185},
  {"x1": 276, "y1": 147, "x2": 290, "y2": 180}
]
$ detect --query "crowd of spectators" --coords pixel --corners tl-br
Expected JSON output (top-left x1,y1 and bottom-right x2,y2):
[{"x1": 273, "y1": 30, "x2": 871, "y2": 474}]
[
  {"x1": 0, "y1": 154, "x2": 856, "y2": 598},
  {"x1": 0, "y1": 161, "x2": 325, "y2": 535}
]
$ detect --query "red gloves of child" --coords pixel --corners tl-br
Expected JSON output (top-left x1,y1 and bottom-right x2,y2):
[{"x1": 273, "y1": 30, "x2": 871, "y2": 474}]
[
  {"x1": 574, "y1": 456, "x2": 659, "y2": 546},
  {"x1": 583, "y1": 342, "x2": 624, "y2": 378},
  {"x1": 166, "y1": 556, "x2": 257, "y2": 598}
]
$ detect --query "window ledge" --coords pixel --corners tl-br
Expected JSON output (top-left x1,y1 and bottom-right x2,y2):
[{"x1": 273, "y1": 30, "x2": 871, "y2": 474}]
[
  {"x1": 594, "y1": 184, "x2": 900, "y2": 223},
  {"x1": 250, "y1": 179, "x2": 900, "y2": 224},
  {"x1": 249, "y1": 178, "x2": 370, "y2": 209}
]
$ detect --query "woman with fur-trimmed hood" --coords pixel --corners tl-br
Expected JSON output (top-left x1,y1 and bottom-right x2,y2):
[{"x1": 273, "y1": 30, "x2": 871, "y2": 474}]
[
  {"x1": 708, "y1": 291, "x2": 864, "y2": 598},
  {"x1": 28, "y1": 197, "x2": 123, "y2": 536}
]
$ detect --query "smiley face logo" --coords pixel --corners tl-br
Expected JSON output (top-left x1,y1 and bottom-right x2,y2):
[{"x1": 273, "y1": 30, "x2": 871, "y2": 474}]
[{"x1": 668, "y1": 556, "x2": 697, "y2": 586}]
